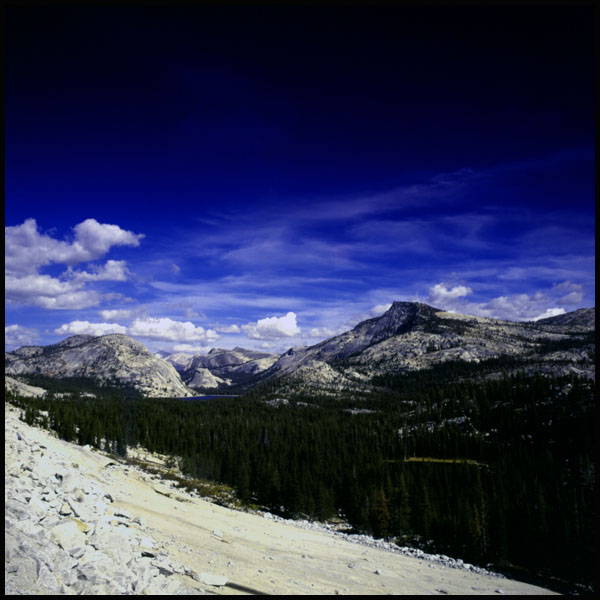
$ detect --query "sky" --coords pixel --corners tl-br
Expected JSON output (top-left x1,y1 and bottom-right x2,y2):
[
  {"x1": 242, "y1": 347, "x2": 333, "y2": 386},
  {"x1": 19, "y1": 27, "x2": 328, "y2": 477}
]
[{"x1": 5, "y1": 4, "x2": 596, "y2": 355}]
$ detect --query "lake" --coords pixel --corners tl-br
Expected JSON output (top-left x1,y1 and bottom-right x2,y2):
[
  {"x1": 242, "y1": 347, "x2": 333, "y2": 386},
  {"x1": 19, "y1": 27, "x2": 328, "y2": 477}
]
[{"x1": 180, "y1": 395, "x2": 239, "y2": 401}]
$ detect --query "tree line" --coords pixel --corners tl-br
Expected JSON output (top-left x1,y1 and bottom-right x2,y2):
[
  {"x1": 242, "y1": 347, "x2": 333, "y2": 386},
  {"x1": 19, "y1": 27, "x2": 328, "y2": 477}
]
[{"x1": 8, "y1": 368, "x2": 595, "y2": 592}]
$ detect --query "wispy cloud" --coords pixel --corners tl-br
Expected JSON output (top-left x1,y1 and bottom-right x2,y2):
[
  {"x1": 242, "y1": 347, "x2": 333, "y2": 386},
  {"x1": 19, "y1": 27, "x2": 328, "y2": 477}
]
[{"x1": 5, "y1": 152, "x2": 593, "y2": 351}]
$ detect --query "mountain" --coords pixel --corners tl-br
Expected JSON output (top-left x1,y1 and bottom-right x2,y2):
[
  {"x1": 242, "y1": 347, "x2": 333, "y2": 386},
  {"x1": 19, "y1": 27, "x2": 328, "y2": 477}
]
[
  {"x1": 534, "y1": 307, "x2": 595, "y2": 331},
  {"x1": 164, "y1": 347, "x2": 279, "y2": 390},
  {"x1": 160, "y1": 351, "x2": 195, "y2": 372},
  {"x1": 6, "y1": 303, "x2": 594, "y2": 593},
  {"x1": 264, "y1": 302, "x2": 595, "y2": 392},
  {"x1": 5, "y1": 303, "x2": 594, "y2": 398},
  {"x1": 5, "y1": 334, "x2": 193, "y2": 398}
]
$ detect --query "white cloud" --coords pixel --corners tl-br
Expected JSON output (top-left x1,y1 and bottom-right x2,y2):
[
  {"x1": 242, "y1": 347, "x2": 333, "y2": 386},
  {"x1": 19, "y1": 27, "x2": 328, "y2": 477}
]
[
  {"x1": 5, "y1": 218, "x2": 143, "y2": 275},
  {"x1": 531, "y1": 308, "x2": 566, "y2": 321},
  {"x1": 5, "y1": 274, "x2": 101, "y2": 309},
  {"x1": 5, "y1": 219, "x2": 143, "y2": 310},
  {"x1": 242, "y1": 312, "x2": 301, "y2": 340},
  {"x1": 460, "y1": 293, "x2": 565, "y2": 322},
  {"x1": 428, "y1": 283, "x2": 473, "y2": 305},
  {"x1": 5, "y1": 324, "x2": 39, "y2": 349},
  {"x1": 54, "y1": 321, "x2": 127, "y2": 336},
  {"x1": 69, "y1": 219, "x2": 144, "y2": 264},
  {"x1": 35, "y1": 292, "x2": 102, "y2": 310},
  {"x1": 419, "y1": 280, "x2": 580, "y2": 322},
  {"x1": 54, "y1": 316, "x2": 221, "y2": 345},
  {"x1": 128, "y1": 317, "x2": 220, "y2": 343},
  {"x1": 68, "y1": 260, "x2": 131, "y2": 283}
]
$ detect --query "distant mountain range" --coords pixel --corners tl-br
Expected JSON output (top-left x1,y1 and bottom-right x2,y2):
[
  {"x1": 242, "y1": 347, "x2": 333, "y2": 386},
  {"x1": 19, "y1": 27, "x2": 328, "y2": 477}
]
[
  {"x1": 161, "y1": 347, "x2": 279, "y2": 389},
  {"x1": 5, "y1": 302, "x2": 595, "y2": 397}
]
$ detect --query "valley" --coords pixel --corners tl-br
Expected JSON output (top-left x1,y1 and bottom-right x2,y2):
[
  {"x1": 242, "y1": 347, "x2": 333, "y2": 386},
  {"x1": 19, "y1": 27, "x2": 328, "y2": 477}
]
[{"x1": 5, "y1": 302, "x2": 595, "y2": 593}]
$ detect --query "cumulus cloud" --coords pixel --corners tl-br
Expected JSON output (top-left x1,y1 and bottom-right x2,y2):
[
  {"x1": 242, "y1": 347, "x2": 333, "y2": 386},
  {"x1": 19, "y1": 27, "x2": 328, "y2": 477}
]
[
  {"x1": 128, "y1": 317, "x2": 220, "y2": 343},
  {"x1": 467, "y1": 294, "x2": 545, "y2": 321},
  {"x1": 5, "y1": 218, "x2": 143, "y2": 275},
  {"x1": 54, "y1": 321, "x2": 127, "y2": 336},
  {"x1": 242, "y1": 312, "x2": 301, "y2": 340},
  {"x1": 54, "y1": 317, "x2": 221, "y2": 345},
  {"x1": 457, "y1": 292, "x2": 572, "y2": 322},
  {"x1": 67, "y1": 260, "x2": 131, "y2": 283},
  {"x1": 5, "y1": 324, "x2": 39, "y2": 349},
  {"x1": 419, "y1": 280, "x2": 582, "y2": 322},
  {"x1": 70, "y1": 219, "x2": 144, "y2": 260},
  {"x1": 428, "y1": 283, "x2": 473, "y2": 306},
  {"x1": 5, "y1": 274, "x2": 102, "y2": 309},
  {"x1": 5, "y1": 219, "x2": 143, "y2": 310}
]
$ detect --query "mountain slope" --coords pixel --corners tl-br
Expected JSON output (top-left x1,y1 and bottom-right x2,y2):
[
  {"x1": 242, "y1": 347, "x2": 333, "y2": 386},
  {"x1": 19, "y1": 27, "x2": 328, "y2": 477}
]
[
  {"x1": 165, "y1": 347, "x2": 279, "y2": 390},
  {"x1": 5, "y1": 403, "x2": 556, "y2": 595},
  {"x1": 265, "y1": 302, "x2": 595, "y2": 391},
  {"x1": 5, "y1": 303, "x2": 594, "y2": 398},
  {"x1": 5, "y1": 334, "x2": 193, "y2": 398}
]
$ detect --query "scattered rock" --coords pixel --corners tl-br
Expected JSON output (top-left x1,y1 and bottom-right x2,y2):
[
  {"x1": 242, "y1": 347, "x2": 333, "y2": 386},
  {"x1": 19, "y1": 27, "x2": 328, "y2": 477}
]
[
  {"x1": 58, "y1": 502, "x2": 72, "y2": 516},
  {"x1": 4, "y1": 404, "x2": 207, "y2": 596}
]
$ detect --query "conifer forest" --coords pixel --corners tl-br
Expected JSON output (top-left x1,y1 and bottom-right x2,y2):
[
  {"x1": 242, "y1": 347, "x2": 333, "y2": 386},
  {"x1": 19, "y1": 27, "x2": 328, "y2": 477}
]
[{"x1": 9, "y1": 364, "x2": 595, "y2": 593}]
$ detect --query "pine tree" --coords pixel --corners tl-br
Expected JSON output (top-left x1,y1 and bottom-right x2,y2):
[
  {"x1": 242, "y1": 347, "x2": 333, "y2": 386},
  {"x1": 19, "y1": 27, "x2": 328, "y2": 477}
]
[{"x1": 369, "y1": 487, "x2": 391, "y2": 538}]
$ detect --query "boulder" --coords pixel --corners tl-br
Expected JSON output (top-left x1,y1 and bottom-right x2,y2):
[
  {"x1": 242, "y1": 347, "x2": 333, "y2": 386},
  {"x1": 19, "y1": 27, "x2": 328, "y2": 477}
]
[{"x1": 49, "y1": 520, "x2": 87, "y2": 553}]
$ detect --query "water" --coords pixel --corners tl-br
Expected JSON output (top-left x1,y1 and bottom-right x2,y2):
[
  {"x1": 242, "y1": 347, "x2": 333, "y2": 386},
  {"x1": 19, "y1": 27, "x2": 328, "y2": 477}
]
[{"x1": 179, "y1": 395, "x2": 239, "y2": 401}]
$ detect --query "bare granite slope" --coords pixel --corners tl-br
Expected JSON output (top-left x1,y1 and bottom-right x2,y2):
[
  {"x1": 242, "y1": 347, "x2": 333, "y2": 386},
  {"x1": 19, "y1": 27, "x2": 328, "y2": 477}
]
[
  {"x1": 5, "y1": 334, "x2": 193, "y2": 398},
  {"x1": 164, "y1": 347, "x2": 279, "y2": 390},
  {"x1": 265, "y1": 303, "x2": 595, "y2": 391},
  {"x1": 5, "y1": 402, "x2": 556, "y2": 595}
]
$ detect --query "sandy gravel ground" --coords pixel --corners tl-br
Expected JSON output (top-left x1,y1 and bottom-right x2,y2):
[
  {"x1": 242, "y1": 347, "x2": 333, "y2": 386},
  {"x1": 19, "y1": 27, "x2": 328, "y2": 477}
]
[{"x1": 6, "y1": 405, "x2": 557, "y2": 595}]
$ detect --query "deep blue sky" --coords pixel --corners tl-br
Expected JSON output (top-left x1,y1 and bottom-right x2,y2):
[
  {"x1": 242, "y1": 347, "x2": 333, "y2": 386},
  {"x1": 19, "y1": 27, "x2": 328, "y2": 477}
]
[{"x1": 5, "y1": 5, "x2": 596, "y2": 353}]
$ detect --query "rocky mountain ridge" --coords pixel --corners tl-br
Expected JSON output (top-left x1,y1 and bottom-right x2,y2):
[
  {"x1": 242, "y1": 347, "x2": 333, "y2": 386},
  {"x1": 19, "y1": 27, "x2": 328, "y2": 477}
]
[
  {"x1": 161, "y1": 347, "x2": 279, "y2": 390},
  {"x1": 5, "y1": 303, "x2": 594, "y2": 398},
  {"x1": 263, "y1": 302, "x2": 595, "y2": 392}
]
